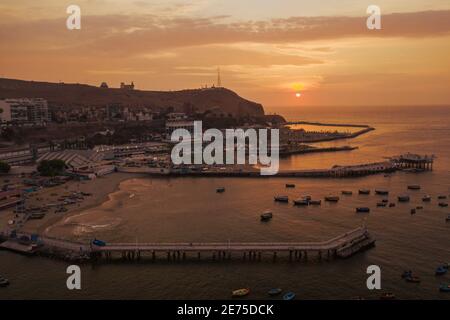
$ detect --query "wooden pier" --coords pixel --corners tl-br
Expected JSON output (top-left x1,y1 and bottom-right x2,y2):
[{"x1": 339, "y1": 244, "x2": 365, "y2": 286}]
[
  {"x1": 88, "y1": 226, "x2": 374, "y2": 262},
  {"x1": 390, "y1": 153, "x2": 435, "y2": 171}
]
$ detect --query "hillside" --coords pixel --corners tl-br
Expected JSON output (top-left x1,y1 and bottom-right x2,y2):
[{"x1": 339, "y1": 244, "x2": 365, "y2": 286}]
[{"x1": 0, "y1": 78, "x2": 265, "y2": 117}]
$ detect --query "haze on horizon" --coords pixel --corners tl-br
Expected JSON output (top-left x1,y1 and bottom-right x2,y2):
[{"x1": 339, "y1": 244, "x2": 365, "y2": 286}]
[{"x1": 1, "y1": 0, "x2": 450, "y2": 107}]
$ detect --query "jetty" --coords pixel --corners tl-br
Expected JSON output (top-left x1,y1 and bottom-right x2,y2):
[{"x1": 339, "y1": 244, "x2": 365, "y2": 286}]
[
  {"x1": 0, "y1": 226, "x2": 375, "y2": 262},
  {"x1": 390, "y1": 153, "x2": 435, "y2": 171}
]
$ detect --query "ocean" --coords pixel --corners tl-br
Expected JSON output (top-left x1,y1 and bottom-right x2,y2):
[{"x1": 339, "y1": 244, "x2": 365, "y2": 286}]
[{"x1": 1, "y1": 105, "x2": 449, "y2": 299}]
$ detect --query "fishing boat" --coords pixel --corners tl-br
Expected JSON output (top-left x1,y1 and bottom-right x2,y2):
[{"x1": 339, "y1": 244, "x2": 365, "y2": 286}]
[
  {"x1": 435, "y1": 266, "x2": 448, "y2": 276},
  {"x1": 341, "y1": 191, "x2": 353, "y2": 195},
  {"x1": 268, "y1": 288, "x2": 282, "y2": 296},
  {"x1": 324, "y1": 196, "x2": 339, "y2": 202},
  {"x1": 29, "y1": 212, "x2": 45, "y2": 220},
  {"x1": 439, "y1": 284, "x2": 450, "y2": 292},
  {"x1": 379, "y1": 292, "x2": 396, "y2": 300},
  {"x1": 216, "y1": 187, "x2": 225, "y2": 193},
  {"x1": 416, "y1": 206, "x2": 423, "y2": 210},
  {"x1": 407, "y1": 185, "x2": 421, "y2": 190},
  {"x1": 260, "y1": 211, "x2": 273, "y2": 221},
  {"x1": 410, "y1": 209, "x2": 416, "y2": 215},
  {"x1": 446, "y1": 214, "x2": 450, "y2": 222},
  {"x1": 382, "y1": 199, "x2": 389, "y2": 203},
  {"x1": 439, "y1": 202, "x2": 448, "y2": 208},
  {"x1": 285, "y1": 184, "x2": 295, "y2": 188},
  {"x1": 438, "y1": 195, "x2": 447, "y2": 200},
  {"x1": 375, "y1": 190, "x2": 389, "y2": 195},
  {"x1": 422, "y1": 195, "x2": 432, "y2": 202},
  {"x1": 293, "y1": 198, "x2": 309, "y2": 206},
  {"x1": 359, "y1": 189, "x2": 370, "y2": 195},
  {"x1": 274, "y1": 196, "x2": 289, "y2": 202},
  {"x1": 0, "y1": 275, "x2": 9, "y2": 287},
  {"x1": 309, "y1": 200, "x2": 322, "y2": 205},
  {"x1": 356, "y1": 207, "x2": 370, "y2": 213},
  {"x1": 232, "y1": 288, "x2": 250, "y2": 297},
  {"x1": 398, "y1": 195, "x2": 410, "y2": 202},
  {"x1": 389, "y1": 203, "x2": 396, "y2": 207},
  {"x1": 377, "y1": 202, "x2": 387, "y2": 207},
  {"x1": 283, "y1": 292, "x2": 296, "y2": 300}
]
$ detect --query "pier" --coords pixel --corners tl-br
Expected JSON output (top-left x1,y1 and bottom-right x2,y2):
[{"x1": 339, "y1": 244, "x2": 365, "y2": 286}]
[
  {"x1": 390, "y1": 153, "x2": 435, "y2": 171},
  {"x1": 83, "y1": 226, "x2": 374, "y2": 262}
]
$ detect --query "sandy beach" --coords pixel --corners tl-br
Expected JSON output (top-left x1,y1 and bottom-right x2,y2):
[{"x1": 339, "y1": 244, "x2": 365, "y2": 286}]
[{"x1": 0, "y1": 172, "x2": 142, "y2": 238}]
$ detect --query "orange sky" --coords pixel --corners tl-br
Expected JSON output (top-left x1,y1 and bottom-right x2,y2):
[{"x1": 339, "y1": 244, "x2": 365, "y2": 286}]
[{"x1": 1, "y1": 1, "x2": 450, "y2": 107}]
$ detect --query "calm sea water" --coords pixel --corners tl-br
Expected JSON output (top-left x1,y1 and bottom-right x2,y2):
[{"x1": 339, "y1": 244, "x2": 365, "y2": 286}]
[{"x1": 1, "y1": 105, "x2": 450, "y2": 300}]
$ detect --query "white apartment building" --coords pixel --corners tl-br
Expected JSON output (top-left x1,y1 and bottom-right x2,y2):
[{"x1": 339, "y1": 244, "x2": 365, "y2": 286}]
[{"x1": 0, "y1": 98, "x2": 50, "y2": 125}]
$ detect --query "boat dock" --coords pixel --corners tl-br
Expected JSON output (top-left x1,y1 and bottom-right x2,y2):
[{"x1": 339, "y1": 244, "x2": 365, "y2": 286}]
[
  {"x1": 390, "y1": 153, "x2": 435, "y2": 171},
  {"x1": 87, "y1": 226, "x2": 374, "y2": 262}
]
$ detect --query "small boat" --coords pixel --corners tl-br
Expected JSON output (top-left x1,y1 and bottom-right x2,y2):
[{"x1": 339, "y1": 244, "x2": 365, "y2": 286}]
[
  {"x1": 375, "y1": 190, "x2": 389, "y2": 195},
  {"x1": 260, "y1": 211, "x2": 273, "y2": 221},
  {"x1": 446, "y1": 214, "x2": 450, "y2": 222},
  {"x1": 389, "y1": 203, "x2": 396, "y2": 207},
  {"x1": 382, "y1": 199, "x2": 389, "y2": 203},
  {"x1": 285, "y1": 184, "x2": 295, "y2": 188},
  {"x1": 29, "y1": 212, "x2": 46, "y2": 220},
  {"x1": 398, "y1": 195, "x2": 410, "y2": 202},
  {"x1": 324, "y1": 196, "x2": 340, "y2": 202},
  {"x1": 268, "y1": 288, "x2": 282, "y2": 296},
  {"x1": 422, "y1": 195, "x2": 432, "y2": 202},
  {"x1": 232, "y1": 288, "x2": 250, "y2": 297},
  {"x1": 416, "y1": 206, "x2": 423, "y2": 210},
  {"x1": 0, "y1": 276, "x2": 9, "y2": 287},
  {"x1": 377, "y1": 202, "x2": 387, "y2": 207},
  {"x1": 293, "y1": 198, "x2": 309, "y2": 206},
  {"x1": 438, "y1": 195, "x2": 447, "y2": 200},
  {"x1": 283, "y1": 292, "x2": 295, "y2": 300},
  {"x1": 274, "y1": 196, "x2": 289, "y2": 202},
  {"x1": 438, "y1": 202, "x2": 448, "y2": 207},
  {"x1": 439, "y1": 284, "x2": 450, "y2": 292},
  {"x1": 405, "y1": 276, "x2": 421, "y2": 283},
  {"x1": 435, "y1": 266, "x2": 448, "y2": 276},
  {"x1": 341, "y1": 191, "x2": 353, "y2": 195},
  {"x1": 309, "y1": 200, "x2": 322, "y2": 205},
  {"x1": 216, "y1": 187, "x2": 225, "y2": 193},
  {"x1": 408, "y1": 185, "x2": 421, "y2": 190},
  {"x1": 356, "y1": 207, "x2": 370, "y2": 213},
  {"x1": 410, "y1": 209, "x2": 416, "y2": 215},
  {"x1": 359, "y1": 189, "x2": 370, "y2": 195},
  {"x1": 379, "y1": 292, "x2": 396, "y2": 300}
]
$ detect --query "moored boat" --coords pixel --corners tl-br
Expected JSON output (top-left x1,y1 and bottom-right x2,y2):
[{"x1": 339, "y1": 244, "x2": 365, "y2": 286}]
[
  {"x1": 435, "y1": 266, "x2": 448, "y2": 276},
  {"x1": 389, "y1": 203, "x2": 396, "y2": 207},
  {"x1": 268, "y1": 288, "x2": 282, "y2": 296},
  {"x1": 232, "y1": 288, "x2": 250, "y2": 297},
  {"x1": 293, "y1": 198, "x2": 309, "y2": 206},
  {"x1": 375, "y1": 189, "x2": 389, "y2": 195},
  {"x1": 438, "y1": 195, "x2": 447, "y2": 200},
  {"x1": 309, "y1": 200, "x2": 322, "y2": 205},
  {"x1": 356, "y1": 207, "x2": 370, "y2": 213},
  {"x1": 260, "y1": 211, "x2": 273, "y2": 221},
  {"x1": 410, "y1": 208, "x2": 416, "y2": 215},
  {"x1": 0, "y1": 276, "x2": 9, "y2": 287},
  {"x1": 216, "y1": 187, "x2": 225, "y2": 193},
  {"x1": 398, "y1": 195, "x2": 410, "y2": 202},
  {"x1": 405, "y1": 276, "x2": 421, "y2": 283},
  {"x1": 407, "y1": 185, "x2": 421, "y2": 190},
  {"x1": 341, "y1": 191, "x2": 353, "y2": 195},
  {"x1": 285, "y1": 184, "x2": 295, "y2": 188},
  {"x1": 377, "y1": 202, "x2": 387, "y2": 207},
  {"x1": 274, "y1": 195, "x2": 289, "y2": 202},
  {"x1": 446, "y1": 214, "x2": 450, "y2": 222},
  {"x1": 438, "y1": 202, "x2": 448, "y2": 207},
  {"x1": 324, "y1": 196, "x2": 340, "y2": 202},
  {"x1": 283, "y1": 292, "x2": 295, "y2": 300},
  {"x1": 422, "y1": 195, "x2": 432, "y2": 202},
  {"x1": 359, "y1": 189, "x2": 370, "y2": 195}
]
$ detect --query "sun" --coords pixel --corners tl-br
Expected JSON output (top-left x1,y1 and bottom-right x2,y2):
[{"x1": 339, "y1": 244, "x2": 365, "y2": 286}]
[{"x1": 295, "y1": 92, "x2": 302, "y2": 98}]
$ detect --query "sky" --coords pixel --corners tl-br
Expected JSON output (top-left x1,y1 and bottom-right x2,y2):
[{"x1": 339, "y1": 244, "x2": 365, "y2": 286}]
[{"x1": 1, "y1": 0, "x2": 450, "y2": 107}]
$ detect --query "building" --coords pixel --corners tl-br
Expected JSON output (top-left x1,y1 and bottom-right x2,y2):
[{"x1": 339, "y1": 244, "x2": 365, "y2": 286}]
[
  {"x1": 100, "y1": 82, "x2": 109, "y2": 88},
  {"x1": 120, "y1": 82, "x2": 135, "y2": 90},
  {"x1": 0, "y1": 98, "x2": 50, "y2": 126},
  {"x1": 165, "y1": 120, "x2": 195, "y2": 140}
]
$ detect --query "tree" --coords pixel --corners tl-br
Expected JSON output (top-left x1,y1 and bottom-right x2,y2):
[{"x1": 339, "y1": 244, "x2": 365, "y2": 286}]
[
  {"x1": 0, "y1": 161, "x2": 10, "y2": 174},
  {"x1": 37, "y1": 160, "x2": 66, "y2": 177}
]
